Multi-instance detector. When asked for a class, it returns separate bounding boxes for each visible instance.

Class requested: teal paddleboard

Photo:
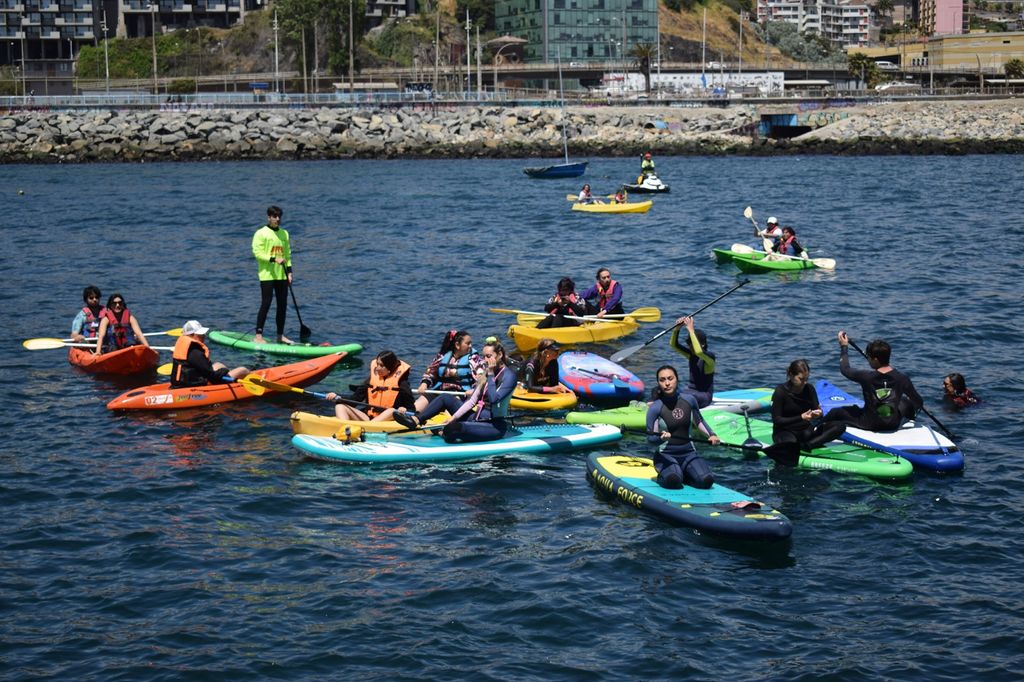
[587,453,792,541]
[208,330,363,358]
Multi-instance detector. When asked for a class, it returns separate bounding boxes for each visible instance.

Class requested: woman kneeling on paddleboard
[771,359,846,451]
[396,341,517,444]
[647,365,719,490]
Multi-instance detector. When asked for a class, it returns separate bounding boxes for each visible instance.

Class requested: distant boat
[523,51,588,179]
[523,161,589,179]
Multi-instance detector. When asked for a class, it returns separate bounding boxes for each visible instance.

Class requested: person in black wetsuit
[537,277,586,329]
[645,365,720,490]
[519,338,571,395]
[669,315,715,408]
[823,331,924,432]
[772,359,847,450]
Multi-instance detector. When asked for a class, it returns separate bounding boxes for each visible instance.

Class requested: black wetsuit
[645,391,715,489]
[824,347,923,431]
[771,380,846,450]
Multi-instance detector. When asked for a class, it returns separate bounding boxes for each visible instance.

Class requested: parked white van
[875,60,899,71]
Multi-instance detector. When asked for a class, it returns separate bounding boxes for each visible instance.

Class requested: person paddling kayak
[252,205,293,345]
[93,293,149,356]
[580,267,624,318]
[170,320,249,388]
[70,285,103,343]
[772,226,807,258]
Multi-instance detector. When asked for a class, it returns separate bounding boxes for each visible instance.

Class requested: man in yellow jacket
[252,205,293,344]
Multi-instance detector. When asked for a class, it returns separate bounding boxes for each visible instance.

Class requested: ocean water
[3,155,1023,680]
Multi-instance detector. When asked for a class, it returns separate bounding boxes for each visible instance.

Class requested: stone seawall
[1,99,1022,163]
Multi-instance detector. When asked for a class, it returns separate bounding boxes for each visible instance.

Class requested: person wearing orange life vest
[170,320,250,389]
[70,285,103,343]
[94,293,150,355]
[580,267,624,318]
[325,350,415,422]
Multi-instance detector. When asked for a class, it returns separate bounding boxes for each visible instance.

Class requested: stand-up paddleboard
[566,388,774,430]
[587,453,792,541]
[208,330,363,358]
[292,423,622,464]
[557,351,643,406]
[815,379,964,473]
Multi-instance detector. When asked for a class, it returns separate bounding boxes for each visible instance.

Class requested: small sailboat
[523,51,588,179]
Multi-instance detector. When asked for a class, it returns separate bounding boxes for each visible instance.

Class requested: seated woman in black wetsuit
[771,359,846,451]
[645,365,720,489]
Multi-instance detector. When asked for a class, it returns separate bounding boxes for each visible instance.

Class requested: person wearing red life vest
[70,285,104,343]
[94,293,150,355]
[170,320,250,389]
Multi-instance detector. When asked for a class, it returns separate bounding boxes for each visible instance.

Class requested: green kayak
[566,388,774,431]
[208,330,363,358]
[713,247,766,265]
[732,252,817,273]
[699,408,913,480]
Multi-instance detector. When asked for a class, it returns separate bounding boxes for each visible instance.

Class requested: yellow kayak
[289,411,448,437]
[572,200,652,214]
[511,386,578,411]
[507,317,640,352]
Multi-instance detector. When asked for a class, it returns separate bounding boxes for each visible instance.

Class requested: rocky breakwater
[0,105,757,163]
[787,99,1024,154]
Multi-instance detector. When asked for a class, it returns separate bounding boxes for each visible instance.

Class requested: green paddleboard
[208,330,363,358]
[566,388,774,431]
[698,408,913,480]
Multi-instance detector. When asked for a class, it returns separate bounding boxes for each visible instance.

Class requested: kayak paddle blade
[610,344,643,364]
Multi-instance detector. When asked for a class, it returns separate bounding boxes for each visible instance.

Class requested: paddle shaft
[846,339,956,439]
[287,280,312,340]
[389,410,568,436]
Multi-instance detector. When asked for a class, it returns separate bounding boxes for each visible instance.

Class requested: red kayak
[106,352,345,410]
[69,345,160,375]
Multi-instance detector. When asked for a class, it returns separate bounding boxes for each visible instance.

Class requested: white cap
[182,320,210,336]
[767,216,778,224]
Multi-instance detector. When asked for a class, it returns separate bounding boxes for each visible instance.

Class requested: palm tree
[629,42,656,94]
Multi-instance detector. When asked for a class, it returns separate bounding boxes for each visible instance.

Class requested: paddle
[242,375,381,411]
[491,306,661,323]
[846,338,957,440]
[288,281,312,342]
[23,327,183,348]
[730,243,836,270]
[610,280,751,364]
[743,206,774,252]
[565,193,619,202]
[740,405,762,452]
[23,339,174,351]
[388,410,569,436]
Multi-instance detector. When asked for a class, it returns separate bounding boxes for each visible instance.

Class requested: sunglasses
[111,300,125,306]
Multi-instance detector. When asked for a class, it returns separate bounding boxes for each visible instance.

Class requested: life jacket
[365,358,411,416]
[101,307,137,350]
[597,279,619,310]
[476,366,513,419]
[775,235,802,256]
[171,335,211,388]
[433,351,475,390]
[949,389,979,408]
[80,305,103,339]
[552,291,581,305]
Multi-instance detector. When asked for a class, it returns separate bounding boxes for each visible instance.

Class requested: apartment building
[757,0,869,47]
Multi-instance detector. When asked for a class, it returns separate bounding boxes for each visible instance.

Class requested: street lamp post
[492,43,515,98]
[464,9,471,100]
[273,10,280,93]
[101,10,110,95]
[148,2,158,95]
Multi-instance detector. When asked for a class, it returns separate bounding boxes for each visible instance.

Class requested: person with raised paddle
[823,332,924,432]
[70,285,104,343]
[646,365,719,490]
[415,330,483,411]
[943,372,980,409]
[170,320,250,388]
[396,340,517,444]
[252,204,294,345]
[580,267,624,319]
[756,216,783,251]
[519,339,571,394]
[669,315,716,408]
[93,293,150,355]
[325,350,415,423]
[771,359,847,451]
[537,277,586,330]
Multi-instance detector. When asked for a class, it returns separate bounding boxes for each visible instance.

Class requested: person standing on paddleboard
[669,315,716,408]
[252,205,293,344]
[646,365,719,490]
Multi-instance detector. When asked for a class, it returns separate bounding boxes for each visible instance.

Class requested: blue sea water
[2,156,1023,680]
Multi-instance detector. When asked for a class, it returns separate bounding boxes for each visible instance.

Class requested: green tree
[873,0,894,18]
[1005,58,1024,78]
[629,42,655,94]
[847,51,881,87]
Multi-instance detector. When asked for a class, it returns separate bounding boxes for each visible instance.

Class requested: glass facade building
[495,0,658,63]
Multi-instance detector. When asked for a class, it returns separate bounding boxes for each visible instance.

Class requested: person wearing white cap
[754,216,783,252]
[170,320,250,389]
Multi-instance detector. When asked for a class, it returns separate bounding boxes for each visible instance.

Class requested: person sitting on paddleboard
[326,350,415,423]
[94,294,150,356]
[943,372,980,408]
[755,216,783,251]
[669,315,716,408]
[646,364,719,490]
[823,332,924,432]
[170,320,250,388]
[519,339,571,394]
[537,277,586,330]
[772,226,808,259]
[771,359,847,451]
[415,330,482,411]
[578,184,602,204]
[71,285,104,343]
[580,267,625,319]
[396,340,517,444]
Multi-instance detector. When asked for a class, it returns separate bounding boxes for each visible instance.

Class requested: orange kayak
[69,345,160,375]
[106,352,345,410]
